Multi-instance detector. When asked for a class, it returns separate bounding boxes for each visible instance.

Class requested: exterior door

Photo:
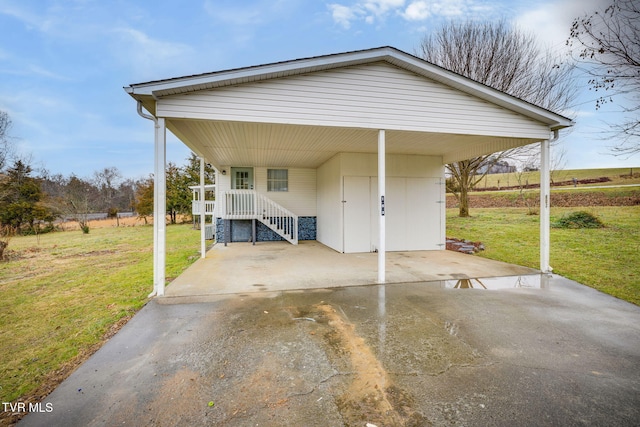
[343,176,372,253]
[343,175,443,253]
[230,168,254,215]
[231,167,254,190]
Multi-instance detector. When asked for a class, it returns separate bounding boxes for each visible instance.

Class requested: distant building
[476,160,517,175]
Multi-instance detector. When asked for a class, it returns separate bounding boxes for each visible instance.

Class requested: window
[267,169,288,192]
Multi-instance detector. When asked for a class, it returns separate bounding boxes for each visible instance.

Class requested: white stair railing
[222,190,298,244]
[192,200,215,215]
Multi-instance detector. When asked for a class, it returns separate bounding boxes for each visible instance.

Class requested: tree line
[0,116,215,241]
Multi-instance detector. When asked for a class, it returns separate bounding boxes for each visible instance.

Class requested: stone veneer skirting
[215,217,316,243]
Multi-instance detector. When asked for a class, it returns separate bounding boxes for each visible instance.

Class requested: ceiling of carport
[166,119,540,169]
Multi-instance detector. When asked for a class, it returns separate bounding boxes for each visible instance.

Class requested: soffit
[167,119,539,169]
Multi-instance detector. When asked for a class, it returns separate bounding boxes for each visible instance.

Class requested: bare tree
[62,175,96,233]
[418,20,577,216]
[93,166,122,213]
[567,0,640,156]
[0,111,14,172]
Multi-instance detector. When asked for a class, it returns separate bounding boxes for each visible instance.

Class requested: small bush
[553,211,605,229]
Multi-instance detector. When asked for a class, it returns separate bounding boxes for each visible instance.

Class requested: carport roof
[126,46,572,129]
[124,46,574,168]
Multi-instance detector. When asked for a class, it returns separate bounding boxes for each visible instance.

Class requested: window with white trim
[267,169,288,192]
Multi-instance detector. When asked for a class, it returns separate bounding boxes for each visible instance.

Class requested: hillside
[446,188,640,209]
[473,167,640,190]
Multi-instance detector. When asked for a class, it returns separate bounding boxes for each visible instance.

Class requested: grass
[454,186,640,206]
[447,206,640,306]
[0,224,201,404]
[475,166,640,189]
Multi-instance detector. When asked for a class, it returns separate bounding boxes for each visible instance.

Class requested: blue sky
[0,0,635,180]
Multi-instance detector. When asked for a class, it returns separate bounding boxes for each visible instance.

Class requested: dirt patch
[57,215,149,231]
[314,304,429,426]
[144,369,208,426]
[447,190,640,209]
[57,214,191,231]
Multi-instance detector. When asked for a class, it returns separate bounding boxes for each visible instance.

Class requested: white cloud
[0,3,53,33]
[111,28,196,80]
[402,0,470,20]
[204,0,300,26]
[433,0,468,16]
[328,3,360,29]
[27,65,69,81]
[329,0,483,28]
[402,1,430,20]
[514,0,607,50]
[204,1,265,26]
[362,0,406,16]
[328,0,405,28]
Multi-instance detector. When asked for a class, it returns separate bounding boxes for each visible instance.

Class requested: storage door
[343,176,372,253]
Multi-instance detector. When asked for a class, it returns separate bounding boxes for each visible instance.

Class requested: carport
[162,240,540,302]
[125,46,573,296]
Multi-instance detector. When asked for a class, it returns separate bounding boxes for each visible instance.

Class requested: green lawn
[0,224,201,404]
[447,206,640,305]
[475,166,640,189]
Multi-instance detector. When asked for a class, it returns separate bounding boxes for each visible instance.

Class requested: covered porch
[162,240,539,303]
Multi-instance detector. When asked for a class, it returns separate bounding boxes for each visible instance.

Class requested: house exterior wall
[156,62,551,140]
[254,167,316,216]
[317,152,444,253]
[214,166,317,243]
[215,166,315,216]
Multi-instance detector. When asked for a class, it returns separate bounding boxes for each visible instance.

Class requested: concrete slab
[164,241,538,302]
[19,275,640,426]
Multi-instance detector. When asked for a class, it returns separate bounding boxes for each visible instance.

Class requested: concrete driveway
[19,274,640,426]
[164,241,539,301]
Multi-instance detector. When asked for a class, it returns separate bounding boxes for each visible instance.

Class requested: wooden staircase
[222,190,298,244]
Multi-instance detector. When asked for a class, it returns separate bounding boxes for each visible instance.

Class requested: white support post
[378,129,386,284]
[540,139,551,274]
[154,118,167,296]
[200,157,206,258]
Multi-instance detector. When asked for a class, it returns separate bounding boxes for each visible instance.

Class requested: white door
[230,167,254,215]
[343,176,372,253]
[405,177,442,250]
[343,176,443,253]
[231,167,254,190]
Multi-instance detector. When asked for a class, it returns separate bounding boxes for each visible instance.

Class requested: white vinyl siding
[254,167,316,216]
[157,62,550,140]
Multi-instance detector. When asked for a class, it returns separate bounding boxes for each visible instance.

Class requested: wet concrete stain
[312,303,428,426]
[19,277,640,427]
[181,291,477,426]
[148,293,442,426]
